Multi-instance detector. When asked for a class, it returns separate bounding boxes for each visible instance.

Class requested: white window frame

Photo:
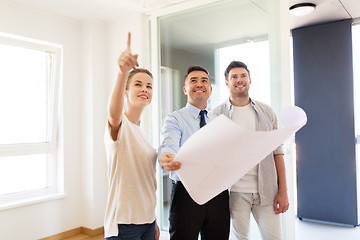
[351,20,360,225]
[0,33,64,210]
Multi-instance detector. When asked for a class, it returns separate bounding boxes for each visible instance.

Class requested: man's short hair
[224,61,250,80]
[184,66,209,82]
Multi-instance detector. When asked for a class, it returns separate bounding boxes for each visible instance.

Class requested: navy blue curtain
[293,19,358,226]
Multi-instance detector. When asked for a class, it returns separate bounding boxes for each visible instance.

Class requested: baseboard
[81,226,104,236]
[39,226,104,240]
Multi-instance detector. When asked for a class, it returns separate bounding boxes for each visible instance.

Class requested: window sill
[0,192,66,211]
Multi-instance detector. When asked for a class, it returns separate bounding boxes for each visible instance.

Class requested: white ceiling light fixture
[289,3,316,16]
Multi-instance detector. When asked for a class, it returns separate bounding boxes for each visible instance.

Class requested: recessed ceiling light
[289,3,316,16]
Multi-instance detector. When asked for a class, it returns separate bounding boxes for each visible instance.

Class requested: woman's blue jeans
[106,221,155,240]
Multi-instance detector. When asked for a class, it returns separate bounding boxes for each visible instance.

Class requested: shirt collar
[226,97,258,113]
[185,102,207,119]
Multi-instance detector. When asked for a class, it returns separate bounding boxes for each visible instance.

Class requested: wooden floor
[62,234,104,240]
[62,232,170,240]
[62,233,171,240]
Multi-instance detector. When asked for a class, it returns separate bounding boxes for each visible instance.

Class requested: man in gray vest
[212,61,289,240]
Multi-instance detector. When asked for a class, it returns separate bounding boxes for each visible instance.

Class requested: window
[353,24,360,136]
[352,23,360,222]
[216,39,271,105]
[0,33,62,209]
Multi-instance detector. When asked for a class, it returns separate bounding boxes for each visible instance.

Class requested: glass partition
[150,0,292,237]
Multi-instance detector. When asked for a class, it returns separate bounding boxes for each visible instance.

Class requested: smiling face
[125,72,153,107]
[226,67,251,98]
[183,70,212,108]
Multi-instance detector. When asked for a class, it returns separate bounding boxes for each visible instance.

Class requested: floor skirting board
[38,227,104,240]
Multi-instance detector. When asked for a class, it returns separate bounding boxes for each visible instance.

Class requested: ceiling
[3,0,189,21]
[5,0,360,26]
[4,0,360,55]
[159,0,360,57]
[288,0,360,29]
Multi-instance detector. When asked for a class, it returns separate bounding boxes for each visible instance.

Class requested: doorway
[149,0,292,238]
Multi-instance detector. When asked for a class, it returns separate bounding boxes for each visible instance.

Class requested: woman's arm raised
[108,32,139,140]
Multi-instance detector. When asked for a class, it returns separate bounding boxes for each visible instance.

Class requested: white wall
[80,20,108,230]
[0,1,83,239]
[0,1,148,239]
[106,14,151,135]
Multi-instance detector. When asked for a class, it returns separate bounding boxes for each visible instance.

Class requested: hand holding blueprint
[174,106,307,205]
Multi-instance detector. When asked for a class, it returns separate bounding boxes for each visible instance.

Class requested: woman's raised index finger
[127,32,131,51]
